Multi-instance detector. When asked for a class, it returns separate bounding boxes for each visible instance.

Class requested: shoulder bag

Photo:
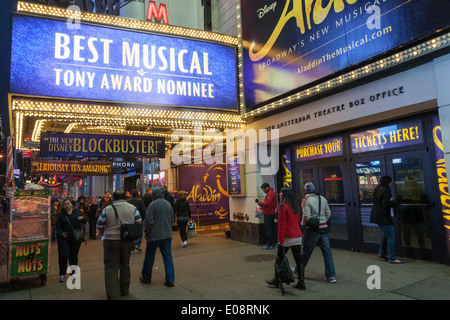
[112,204,142,241]
[274,246,295,295]
[307,194,321,231]
[66,214,85,244]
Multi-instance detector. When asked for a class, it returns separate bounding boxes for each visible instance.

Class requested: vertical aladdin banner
[178,164,229,226]
[281,147,292,188]
[431,115,450,258]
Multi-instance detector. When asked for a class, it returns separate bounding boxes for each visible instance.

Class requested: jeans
[302,228,336,279]
[57,237,81,276]
[178,219,188,242]
[141,238,175,283]
[378,224,397,261]
[103,239,135,300]
[264,214,277,246]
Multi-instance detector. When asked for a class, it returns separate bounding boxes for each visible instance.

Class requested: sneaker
[325,276,336,283]
[388,259,404,264]
[135,245,142,252]
[181,241,187,247]
[164,281,174,287]
[59,275,65,282]
[261,245,273,250]
[377,254,388,261]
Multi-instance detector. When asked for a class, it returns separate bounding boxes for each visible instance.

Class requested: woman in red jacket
[266,187,305,290]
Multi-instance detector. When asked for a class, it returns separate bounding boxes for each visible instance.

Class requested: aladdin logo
[249,0,361,61]
[257,2,277,19]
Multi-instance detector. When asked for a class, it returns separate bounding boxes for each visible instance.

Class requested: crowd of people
[50,175,401,299]
[52,186,192,299]
[257,176,402,294]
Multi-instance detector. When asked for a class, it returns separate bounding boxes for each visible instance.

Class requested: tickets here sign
[350,120,423,153]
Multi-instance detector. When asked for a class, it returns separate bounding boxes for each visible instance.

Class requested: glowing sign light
[147,1,169,24]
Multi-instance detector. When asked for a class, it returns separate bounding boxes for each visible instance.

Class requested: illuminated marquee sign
[294,137,343,162]
[240,0,450,110]
[31,160,112,176]
[350,119,424,153]
[10,14,237,111]
[147,1,169,24]
[40,132,165,158]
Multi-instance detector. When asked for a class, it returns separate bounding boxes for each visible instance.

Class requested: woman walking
[173,191,192,247]
[266,187,305,290]
[55,198,87,282]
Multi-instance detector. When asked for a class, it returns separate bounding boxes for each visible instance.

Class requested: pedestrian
[128,189,146,252]
[370,176,403,264]
[173,191,191,247]
[141,187,153,209]
[266,187,305,290]
[55,198,87,283]
[96,190,142,300]
[163,185,174,207]
[98,191,112,217]
[301,182,337,283]
[140,187,175,287]
[77,195,89,235]
[255,182,277,249]
[51,199,61,241]
[87,197,98,240]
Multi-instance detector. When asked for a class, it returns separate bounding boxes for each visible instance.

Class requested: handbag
[112,204,142,241]
[255,203,263,219]
[66,215,85,244]
[187,220,197,238]
[307,194,321,231]
[274,246,295,295]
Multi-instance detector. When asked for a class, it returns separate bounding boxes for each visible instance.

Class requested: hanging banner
[178,163,229,226]
[31,160,112,176]
[431,115,450,259]
[241,0,450,110]
[40,132,165,158]
[10,14,238,111]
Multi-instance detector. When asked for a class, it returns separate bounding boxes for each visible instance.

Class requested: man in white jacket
[301,182,336,283]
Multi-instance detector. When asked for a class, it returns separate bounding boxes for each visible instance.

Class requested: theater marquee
[10,14,237,111]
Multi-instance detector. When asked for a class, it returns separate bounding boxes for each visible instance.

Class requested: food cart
[7,189,51,289]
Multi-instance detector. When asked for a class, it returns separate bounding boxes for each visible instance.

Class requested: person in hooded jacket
[370,176,403,264]
[140,187,175,287]
[173,191,192,247]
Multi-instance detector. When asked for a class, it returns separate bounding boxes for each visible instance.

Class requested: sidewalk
[0,231,449,301]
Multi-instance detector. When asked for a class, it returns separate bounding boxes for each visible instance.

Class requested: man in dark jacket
[128,189,146,252]
[140,187,175,287]
[141,187,153,209]
[173,191,191,247]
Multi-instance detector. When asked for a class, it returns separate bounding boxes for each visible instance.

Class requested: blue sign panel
[241,0,450,110]
[10,14,237,111]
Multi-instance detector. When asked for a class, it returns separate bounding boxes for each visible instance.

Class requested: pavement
[0,230,450,304]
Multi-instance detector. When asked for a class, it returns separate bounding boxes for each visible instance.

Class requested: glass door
[387,150,438,260]
[320,164,349,242]
[352,158,387,252]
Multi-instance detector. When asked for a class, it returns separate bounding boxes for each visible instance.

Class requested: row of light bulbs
[240,30,450,119]
[17,1,238,46]
[12,99,244,124]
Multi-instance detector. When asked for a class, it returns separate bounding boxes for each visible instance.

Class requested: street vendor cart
[6,189,51,289]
